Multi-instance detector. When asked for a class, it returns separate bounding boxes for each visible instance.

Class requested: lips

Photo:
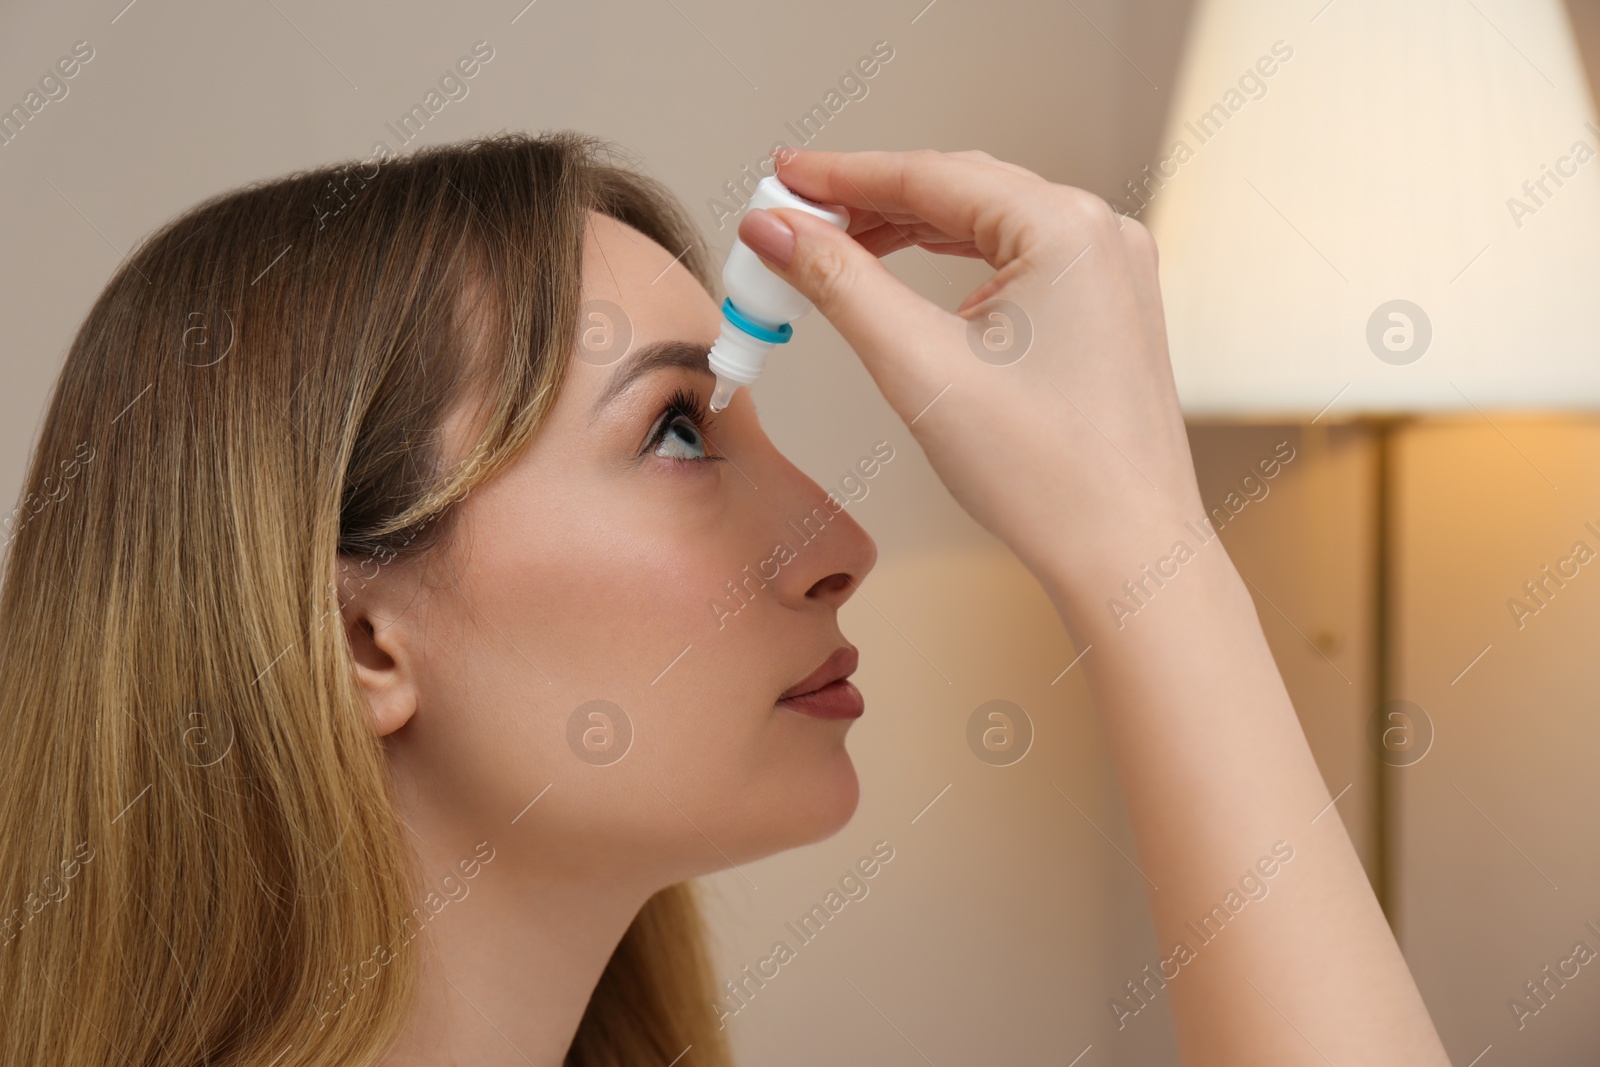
[780,644,859,700]
[776,642,864,720]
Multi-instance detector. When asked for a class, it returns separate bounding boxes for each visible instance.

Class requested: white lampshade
[1145,0,1600,418]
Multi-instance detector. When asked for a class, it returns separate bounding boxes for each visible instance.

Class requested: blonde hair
[0,130,734,1067]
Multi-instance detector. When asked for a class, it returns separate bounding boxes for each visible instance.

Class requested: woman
[0,132,1447,1065]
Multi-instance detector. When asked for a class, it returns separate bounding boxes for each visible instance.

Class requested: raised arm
[738,145,1449,1066]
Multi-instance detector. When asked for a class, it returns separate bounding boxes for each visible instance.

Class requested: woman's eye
[653,413,709,461]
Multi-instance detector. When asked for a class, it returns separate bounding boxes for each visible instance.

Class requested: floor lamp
[1144,0,1600,930]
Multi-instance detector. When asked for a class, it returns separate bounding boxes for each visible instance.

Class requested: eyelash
[645,386,726,465]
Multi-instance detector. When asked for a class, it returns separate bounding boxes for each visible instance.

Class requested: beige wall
[3,1,1598,1063]
[1393,419,1600,1064]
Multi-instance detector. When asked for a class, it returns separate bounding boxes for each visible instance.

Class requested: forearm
[1042,528,1448,1066]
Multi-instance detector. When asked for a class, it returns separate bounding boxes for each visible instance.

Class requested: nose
[763,458,879,614]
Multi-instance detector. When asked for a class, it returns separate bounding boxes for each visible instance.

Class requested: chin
[773,746,862,853]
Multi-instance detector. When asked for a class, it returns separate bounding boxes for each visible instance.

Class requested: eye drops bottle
[708,176,851,412]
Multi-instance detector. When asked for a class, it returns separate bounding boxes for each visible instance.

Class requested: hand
[739,148,1205,610]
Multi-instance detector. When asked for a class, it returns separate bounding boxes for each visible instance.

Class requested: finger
[947,148,1042,181]
[917,240,985,258]
[773,148,1044,263]
[850,222,983,260]
[850,221,917,257]
[736,205,957,418]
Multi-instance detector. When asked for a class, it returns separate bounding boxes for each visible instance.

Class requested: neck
[379,829,658,1066]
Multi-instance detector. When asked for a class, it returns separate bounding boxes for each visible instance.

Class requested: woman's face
[357,210,878,890]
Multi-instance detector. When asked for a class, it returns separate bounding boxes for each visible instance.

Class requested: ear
[336,552,422,737]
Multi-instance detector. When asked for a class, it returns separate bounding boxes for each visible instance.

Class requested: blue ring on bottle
[722,297,793,344]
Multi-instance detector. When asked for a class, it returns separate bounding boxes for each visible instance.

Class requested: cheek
[512,500,736,680]
[417,487,778,823]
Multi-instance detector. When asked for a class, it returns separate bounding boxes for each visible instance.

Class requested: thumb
[738,205,953,412]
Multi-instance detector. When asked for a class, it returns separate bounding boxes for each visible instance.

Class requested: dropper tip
[709,374,739,413]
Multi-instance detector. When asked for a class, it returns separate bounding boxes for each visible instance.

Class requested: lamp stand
[1369,416,1403,934]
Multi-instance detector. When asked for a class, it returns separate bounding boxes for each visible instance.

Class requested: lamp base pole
[1370,416,1400,933]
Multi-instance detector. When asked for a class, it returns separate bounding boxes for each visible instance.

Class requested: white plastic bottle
[707,176,851,411]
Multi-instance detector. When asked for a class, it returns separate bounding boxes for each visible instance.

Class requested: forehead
[432,211,718,476]
[579,210,717,339]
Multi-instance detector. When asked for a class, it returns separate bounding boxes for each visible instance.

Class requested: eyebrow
[588,338,715,421]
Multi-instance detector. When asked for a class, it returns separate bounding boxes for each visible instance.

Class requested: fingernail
[741,208,795,269]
